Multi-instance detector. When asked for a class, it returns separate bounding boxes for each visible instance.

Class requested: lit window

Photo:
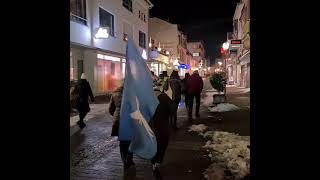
[99,8,114,36]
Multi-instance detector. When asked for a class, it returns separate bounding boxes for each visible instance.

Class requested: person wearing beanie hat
[74,73,95,128]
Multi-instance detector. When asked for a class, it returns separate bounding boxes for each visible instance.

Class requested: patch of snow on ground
[204,164,225,180]
[203,131,250,180]
[239,88,250,93]
[202,91,224,106]
[206,88,218,92]
[188,124,208,133]
[208,103,240,112]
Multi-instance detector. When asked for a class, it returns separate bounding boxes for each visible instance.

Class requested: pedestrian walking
[109,82,135,170]
[74,73,95,128]
[186,70,204,121]
[182,73,190,107]
[163,69,182,130]
[150,86,174,178]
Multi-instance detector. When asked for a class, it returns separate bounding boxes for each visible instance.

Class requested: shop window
[77,60,84,80]
[70,51,74,80]
[99,7,114,36]
[111,62,115,75]
[70,0,87,25]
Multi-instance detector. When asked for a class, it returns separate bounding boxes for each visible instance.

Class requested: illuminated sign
[193,52,200,57]
[95,27,109,39]
[231,40,242,44]
[178,64,190,69]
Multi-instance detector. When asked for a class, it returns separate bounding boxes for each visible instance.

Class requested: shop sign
[178,64,190,69]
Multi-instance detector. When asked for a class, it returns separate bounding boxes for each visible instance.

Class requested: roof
[144,0,154,8]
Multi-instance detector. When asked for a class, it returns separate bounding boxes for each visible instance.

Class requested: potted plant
[209,71,227,104]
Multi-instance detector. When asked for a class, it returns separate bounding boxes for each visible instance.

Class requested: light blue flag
[119,39,159,159]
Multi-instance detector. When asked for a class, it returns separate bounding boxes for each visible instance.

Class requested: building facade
[227,0,250,88]
[70,0,153,95]
[187,41,206,76]
[148,17,192,76]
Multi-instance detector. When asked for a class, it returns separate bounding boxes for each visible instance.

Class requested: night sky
[150,0,238,64]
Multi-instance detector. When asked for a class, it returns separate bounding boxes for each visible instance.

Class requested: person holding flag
[117,39,160,172]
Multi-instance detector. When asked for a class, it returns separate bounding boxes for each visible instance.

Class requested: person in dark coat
[150,87,174,177]
[163,69,182,130]
[74,73,95,128]
[109,82,135,170]
[186,70,204,121]
[182,73,190,107]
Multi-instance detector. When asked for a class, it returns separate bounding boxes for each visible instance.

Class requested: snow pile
[239,88,250,93]
[188,124,208,133]
[208,103,240,112]
[203,131,250,180]
[206,88,218,92]
[203,164,225,180]
[202,91,224,106]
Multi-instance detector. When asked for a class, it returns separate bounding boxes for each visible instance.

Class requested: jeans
[188,93,201,118]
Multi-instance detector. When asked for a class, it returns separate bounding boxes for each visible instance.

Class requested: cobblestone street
[70,79,250,179]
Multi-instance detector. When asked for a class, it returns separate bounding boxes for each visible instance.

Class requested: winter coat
[109,86,123,136]
[150,90,174,143]
[186,73,204,95]
[75,79,94,113]
[163,73,182,103]
[182,74,190,94]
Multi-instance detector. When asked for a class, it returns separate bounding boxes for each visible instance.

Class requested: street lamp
[222,42,229,97]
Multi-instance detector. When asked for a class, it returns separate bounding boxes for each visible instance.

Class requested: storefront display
[96,53,123,93]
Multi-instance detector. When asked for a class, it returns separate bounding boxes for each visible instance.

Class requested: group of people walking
[71,69,203,178]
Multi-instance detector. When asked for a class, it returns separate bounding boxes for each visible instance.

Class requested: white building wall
[70,0,152,95]
[149,18,179,59]
[70,0,150,56]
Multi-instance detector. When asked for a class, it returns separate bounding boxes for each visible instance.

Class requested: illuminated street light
[222,42,230,50]
[218,62,222,66]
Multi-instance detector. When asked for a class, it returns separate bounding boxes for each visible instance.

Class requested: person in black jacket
[163,69,182,130]
[74,73,95,128]
[150,87,174,178]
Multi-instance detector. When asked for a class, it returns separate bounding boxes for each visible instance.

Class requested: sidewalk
[70,81,250,179]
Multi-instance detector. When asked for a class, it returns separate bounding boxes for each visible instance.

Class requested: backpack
[70,86,79,101]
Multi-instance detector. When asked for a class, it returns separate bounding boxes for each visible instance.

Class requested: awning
[233,3,244,20]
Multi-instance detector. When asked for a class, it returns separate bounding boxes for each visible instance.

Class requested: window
[139,11,141,18]
[123,0,132,12]
[123,33,128,41]
[111,62,115,75]
[144,14,146,22]
[70,0,87,25]
[99,8,114,36]
[139,31,146,48]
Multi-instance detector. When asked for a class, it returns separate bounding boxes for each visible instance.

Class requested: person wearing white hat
[74,73,95,128]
